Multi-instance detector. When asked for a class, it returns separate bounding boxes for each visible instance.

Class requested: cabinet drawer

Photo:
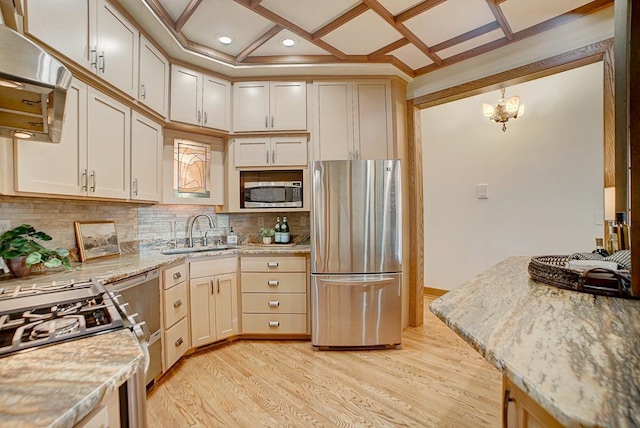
[163,282,187,329]
[163,264,186,289]
[164,317,189,370]
[242,313,307,334]
[242,293,307,314]
[241,272,307,293]
[190,257,237,279]
[241,256,306,272]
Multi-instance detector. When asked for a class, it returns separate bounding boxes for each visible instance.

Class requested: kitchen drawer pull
[267,262,279,268]
[267,280,279,287]
[172,272,182,280]
[175,337,184,347]
[268,321,280,327]
[268,300,280,307]
[173,299,182,308]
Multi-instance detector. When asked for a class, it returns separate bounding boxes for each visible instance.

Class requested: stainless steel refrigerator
[310,159,402,349]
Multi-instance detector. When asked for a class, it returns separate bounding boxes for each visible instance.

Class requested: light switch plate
[477,184,488,199]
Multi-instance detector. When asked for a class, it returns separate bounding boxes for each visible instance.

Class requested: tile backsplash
[0,196,310,252]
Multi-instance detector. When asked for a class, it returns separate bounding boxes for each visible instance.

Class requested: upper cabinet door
[271,137,308,166]
[270,82,307,131]
[139,35,169,117]
[234,138,270,167]
[353,81,392,160]
[170,65,202,126]
[233,82,270,132]
[95,0,139,97]
[312,82,354,161]
[25,0,93,69]
[131,112,162,202]
[202,75,231,131]
[15,79,88,196]
[87,88,131,199]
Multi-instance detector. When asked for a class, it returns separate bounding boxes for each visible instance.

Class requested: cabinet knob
[268,300,280,307]
[172,272,182,280]
[175,337,184,347]
[267,261,279,268]
[268,321,280,327]
[173,299,182,308]
[267,280,279,287]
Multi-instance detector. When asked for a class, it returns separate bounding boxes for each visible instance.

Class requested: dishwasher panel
[311,273,402,348]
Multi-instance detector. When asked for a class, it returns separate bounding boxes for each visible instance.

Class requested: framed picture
[74,221,121,262]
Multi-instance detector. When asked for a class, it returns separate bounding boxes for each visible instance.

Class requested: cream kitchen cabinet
[170,65,231,131]
[15,80,131,199]
[139,35,169,117]
[162,263,189,372]
[131,112,162,202]
[233,81,307,132]
[25,0,139,98]
[503,376,562,428]
[233,136,308,168]
[312,80,392,161]
[240,255,308,335]
[189,257,239,348]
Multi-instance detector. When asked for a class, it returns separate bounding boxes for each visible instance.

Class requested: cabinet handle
[271,115,274,128]
[175,337,183,347]
[217,278,220,294]
[81,169,88,191]
[210,280,214,295]
[267,280,279,287]
[204,111,208,125]
[90,48,97,70]
[271,150,275,164]
[90,170,96,192]
[172,272,182,280]
[267,261,279,268]
[503,388,514,427]
[173,299,182,308]
[268,321,280,327]
[266,150,269,164]
[98,51,105,73]
[141,84,146,99]
[268,300,280,307]
[198,110,202,124]
[133,178,138,196]
[265,116,268,128]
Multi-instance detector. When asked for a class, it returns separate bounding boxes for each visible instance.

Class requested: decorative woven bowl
[528,255,636,299]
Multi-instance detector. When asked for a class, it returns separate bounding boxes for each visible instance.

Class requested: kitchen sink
[161,245,229,255]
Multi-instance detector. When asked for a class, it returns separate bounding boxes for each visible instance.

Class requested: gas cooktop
[0,279,125,357]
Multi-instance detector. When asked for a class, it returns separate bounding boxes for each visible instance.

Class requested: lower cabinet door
[242,313,307,334]
[164,317,189,371]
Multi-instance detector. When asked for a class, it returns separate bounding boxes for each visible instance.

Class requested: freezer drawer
[311,273,402,348]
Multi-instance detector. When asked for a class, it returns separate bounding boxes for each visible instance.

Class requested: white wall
[422,62,604,290]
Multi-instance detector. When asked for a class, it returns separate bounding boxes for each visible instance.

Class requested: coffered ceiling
[138,0,612,78]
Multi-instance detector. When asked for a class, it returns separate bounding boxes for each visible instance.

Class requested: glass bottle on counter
[615,212,630,251]
[227,227,237,247]
[281,216,290,244]
[274,217,281,244]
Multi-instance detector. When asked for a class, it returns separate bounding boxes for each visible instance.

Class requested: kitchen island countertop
[430,256,640,427]
[0,329,144,428]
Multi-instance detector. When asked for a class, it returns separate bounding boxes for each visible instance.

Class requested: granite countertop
[0,329,144,428]
[430,256,640,427]
[0,244,310,287]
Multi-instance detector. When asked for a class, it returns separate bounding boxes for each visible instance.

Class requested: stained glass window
[173,139,210,198]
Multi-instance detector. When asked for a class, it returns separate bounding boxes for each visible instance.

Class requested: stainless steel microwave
[244,181,303,208]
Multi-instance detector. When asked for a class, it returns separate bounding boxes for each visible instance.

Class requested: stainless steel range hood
[0,24,72,143]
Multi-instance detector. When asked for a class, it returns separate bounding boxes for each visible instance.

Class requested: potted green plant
[259,226,275,245]
[0,224,71,277]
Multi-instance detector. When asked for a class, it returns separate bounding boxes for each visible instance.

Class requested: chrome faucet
[188,214,215,247]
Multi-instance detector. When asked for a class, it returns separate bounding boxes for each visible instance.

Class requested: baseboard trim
[423,287,447,298]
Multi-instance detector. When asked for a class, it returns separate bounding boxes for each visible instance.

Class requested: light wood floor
[147,297,502,427]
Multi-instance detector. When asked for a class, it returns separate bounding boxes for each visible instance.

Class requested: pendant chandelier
[482,88,525,132]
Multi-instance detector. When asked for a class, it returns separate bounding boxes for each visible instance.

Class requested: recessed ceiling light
[13,131,34,139]
[282,38,295,47]
[218,35,232,45]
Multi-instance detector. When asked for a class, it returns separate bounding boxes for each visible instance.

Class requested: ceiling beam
[485,0,513,40]
[175,0,203,32]
[395,0,446,23]
[143,0,176,30]
[368,38,410,60]
[431,21,500,52]
[362,0,442,65]
[312,3,369,40]
[233,0,348,60]
[236,25,283,62]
